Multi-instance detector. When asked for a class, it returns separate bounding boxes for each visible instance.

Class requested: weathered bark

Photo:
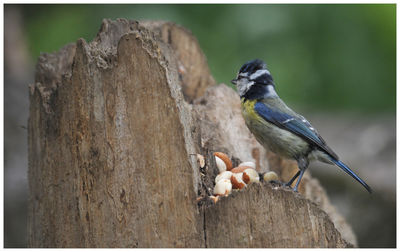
[29,19,203,247]
[141,21,216,102]
[204,184,349,248]
[28,18,354,248]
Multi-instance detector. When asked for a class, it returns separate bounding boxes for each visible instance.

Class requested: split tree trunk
[28,19,355,248]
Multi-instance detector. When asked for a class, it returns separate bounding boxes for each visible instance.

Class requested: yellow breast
[241,98,261,122]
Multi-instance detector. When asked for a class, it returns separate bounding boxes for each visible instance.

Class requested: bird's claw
[282,182,292,189]
[268,180,285,187]
[282,182,300,193]
[266,180,299,193]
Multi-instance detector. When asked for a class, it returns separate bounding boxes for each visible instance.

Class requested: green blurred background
[4,4,396,248]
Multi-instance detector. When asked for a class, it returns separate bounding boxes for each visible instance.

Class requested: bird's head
[231,59,275,98]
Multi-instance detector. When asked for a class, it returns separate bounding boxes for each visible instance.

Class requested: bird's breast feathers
[241,98,309,159]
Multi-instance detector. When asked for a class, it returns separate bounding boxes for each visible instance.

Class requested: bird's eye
[237,73,248,79]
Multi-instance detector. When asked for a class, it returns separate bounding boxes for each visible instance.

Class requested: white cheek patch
[236,79,255,97]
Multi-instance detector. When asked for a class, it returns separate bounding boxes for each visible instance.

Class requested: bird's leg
[293,169,305,192]
[292,157,309,192]
[283,170,300,188]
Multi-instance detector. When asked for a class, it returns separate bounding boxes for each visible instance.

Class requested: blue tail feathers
[330,158,372,193]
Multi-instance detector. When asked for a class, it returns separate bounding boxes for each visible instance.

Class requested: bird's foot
[266,179,299,193]
[282,182,293,189]
[268,180,284,188]
[269,180,298,191]
[269,180,283,185]
[282,182,300,193]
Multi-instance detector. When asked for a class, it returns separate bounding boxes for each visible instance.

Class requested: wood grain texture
[28,18,354,248]
[141,21,216,102]
[204,183,351,248]
[28,19,203,248]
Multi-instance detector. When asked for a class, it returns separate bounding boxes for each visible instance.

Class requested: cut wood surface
[28,18,355,248]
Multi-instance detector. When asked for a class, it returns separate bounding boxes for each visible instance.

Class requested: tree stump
[28,18,355,248]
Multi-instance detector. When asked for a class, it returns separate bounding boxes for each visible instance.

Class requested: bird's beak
[231,79,237,85]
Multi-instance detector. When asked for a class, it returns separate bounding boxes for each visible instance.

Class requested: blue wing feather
[254,102,338,159]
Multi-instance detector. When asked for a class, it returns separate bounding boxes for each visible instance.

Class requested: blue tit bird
[231,59,372,193]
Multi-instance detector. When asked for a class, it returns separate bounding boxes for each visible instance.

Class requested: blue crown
[239,59,267,74]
